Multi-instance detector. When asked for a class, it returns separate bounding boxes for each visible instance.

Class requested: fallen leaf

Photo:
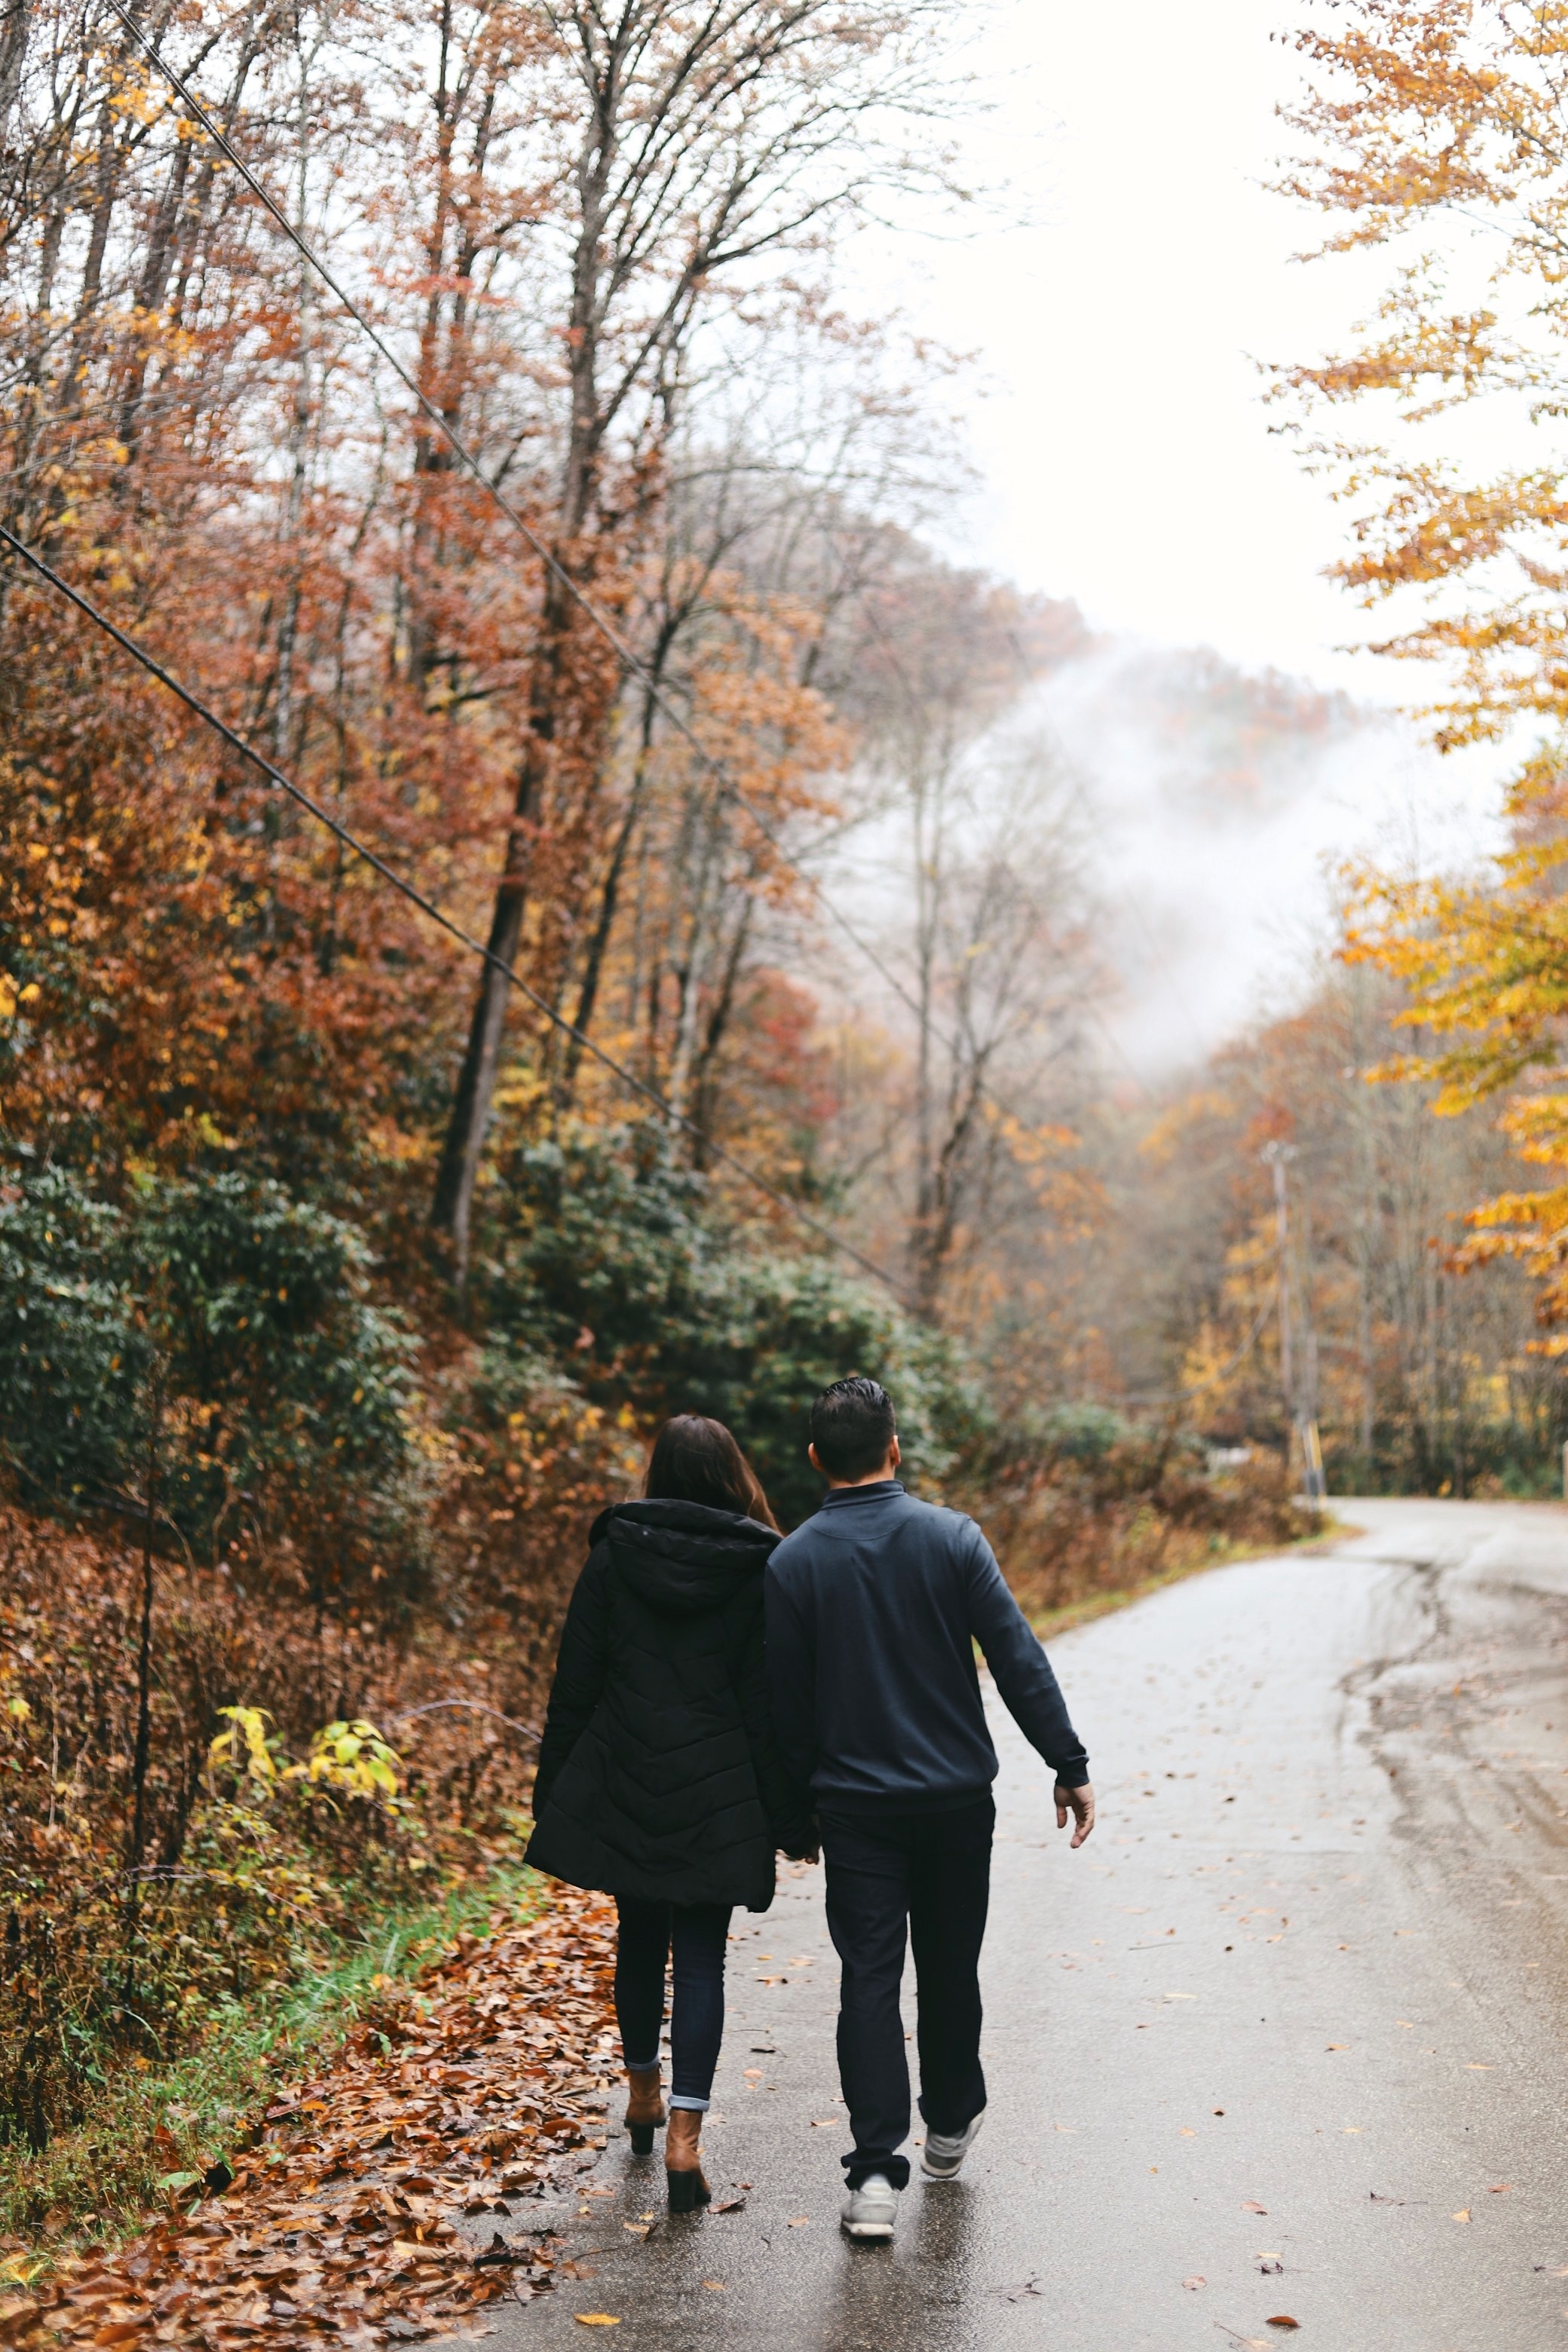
[1488,2183,1511,2194]
[1453,2210,1471,2223]
[701,2280,726,2291]
[1242,2200,1268,2214]
[29,1887,623,2351]
[712,2197,746,2214]
[574,2319,621,2329]
[786,2215,810,2227]
[1183,2274,1206,2289]
[1325,2044,1347,2051]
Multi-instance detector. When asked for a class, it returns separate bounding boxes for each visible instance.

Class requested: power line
[0,521,907,1300]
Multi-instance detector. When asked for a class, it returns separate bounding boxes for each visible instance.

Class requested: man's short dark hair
[810,1376,897,1481]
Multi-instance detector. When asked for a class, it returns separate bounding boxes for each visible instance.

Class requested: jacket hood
[593,1497,778,1614]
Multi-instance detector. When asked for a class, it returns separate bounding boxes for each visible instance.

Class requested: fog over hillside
[1034,642,1508,1083]
[812,625,1508,1091]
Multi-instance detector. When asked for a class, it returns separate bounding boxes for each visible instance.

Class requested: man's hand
[1055,1780,1095,1848]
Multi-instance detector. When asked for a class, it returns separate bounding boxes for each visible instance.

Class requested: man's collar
[819,1478,904,1509]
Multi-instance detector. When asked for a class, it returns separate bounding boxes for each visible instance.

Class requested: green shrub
[0,1165,148,1508]
[482,1127,980,1526]
[0,1157,419,1576]
[1041,1401,1132,1463]
[142,1172,419,1574]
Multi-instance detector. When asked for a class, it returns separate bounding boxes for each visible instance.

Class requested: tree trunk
[430,60,615,1278]
[688,896,753,1168]
[428,770,539,1277]
[0,0,29,136]
[121,1376,161,2007]
[557,742,651,1111]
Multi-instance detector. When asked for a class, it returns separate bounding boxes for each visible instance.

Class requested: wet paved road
[491,1499,1568,2350]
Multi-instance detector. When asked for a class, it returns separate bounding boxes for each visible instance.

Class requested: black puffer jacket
[525,1499,815,1912]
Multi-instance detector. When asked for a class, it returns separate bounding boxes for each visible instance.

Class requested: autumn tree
[807,565,1096,1317]
[1276,0,1568,1337]
[0,0,562,1197]
[550,317,968,1165]
[427,0,973,1272]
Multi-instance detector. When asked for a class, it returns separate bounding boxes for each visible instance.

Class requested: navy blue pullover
[764,1481,1089,1810]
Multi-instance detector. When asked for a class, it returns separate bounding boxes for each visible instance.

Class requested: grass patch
[0,1860,548,2257]
[1028,1514,1354,1644]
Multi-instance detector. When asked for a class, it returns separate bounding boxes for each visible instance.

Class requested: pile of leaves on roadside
[0,1471,602,2164]
[5,1888,621,2347]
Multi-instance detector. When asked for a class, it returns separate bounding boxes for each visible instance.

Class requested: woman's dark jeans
[614,1898,732,2112]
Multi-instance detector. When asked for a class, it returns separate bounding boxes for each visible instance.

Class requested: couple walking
[525,1377,1095,2237]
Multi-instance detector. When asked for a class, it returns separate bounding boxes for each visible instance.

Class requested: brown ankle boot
[665,2106,712,2213]
[625,2064,666,2155]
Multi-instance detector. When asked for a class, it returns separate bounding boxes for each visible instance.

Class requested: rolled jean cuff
[622,2050,660,2072]
[668,2093,711,2112]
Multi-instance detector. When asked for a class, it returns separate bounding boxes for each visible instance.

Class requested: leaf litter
[15,1889,622,2349]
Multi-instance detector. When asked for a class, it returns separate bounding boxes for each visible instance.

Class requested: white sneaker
[840,2172,899,2238]
[920,2108,985,2179]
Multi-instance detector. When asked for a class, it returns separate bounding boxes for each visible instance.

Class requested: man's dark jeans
[819,1794,994,2189]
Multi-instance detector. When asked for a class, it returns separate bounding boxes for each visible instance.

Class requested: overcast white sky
[837,0,1512,1071]
[893,0,1390,684]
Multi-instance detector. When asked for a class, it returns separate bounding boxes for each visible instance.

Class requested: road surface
[490,1498,1568,2350]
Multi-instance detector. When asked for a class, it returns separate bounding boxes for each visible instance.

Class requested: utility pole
[1261,1140,1326,1503]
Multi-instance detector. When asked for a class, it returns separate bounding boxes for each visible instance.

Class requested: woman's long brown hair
[644,1414,779,1530]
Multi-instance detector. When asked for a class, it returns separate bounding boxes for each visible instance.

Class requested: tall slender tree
[427,0,969,1276]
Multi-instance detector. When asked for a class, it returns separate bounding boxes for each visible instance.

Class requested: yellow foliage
[1137,1091,1236,1168]
[208,1704,275,1785]
[1282,2,1568,1325]
[283,1718,403,1802]
[209,1707,404,1803]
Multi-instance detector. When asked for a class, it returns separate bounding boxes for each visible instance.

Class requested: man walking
[765,1377,1095,2240]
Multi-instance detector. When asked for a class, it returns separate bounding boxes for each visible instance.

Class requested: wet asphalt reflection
[488,1499,1568,2350]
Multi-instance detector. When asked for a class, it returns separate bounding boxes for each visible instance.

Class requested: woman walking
[526,1415,815,2211]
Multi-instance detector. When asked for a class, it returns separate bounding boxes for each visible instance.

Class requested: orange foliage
[1280,0,1568,1326]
